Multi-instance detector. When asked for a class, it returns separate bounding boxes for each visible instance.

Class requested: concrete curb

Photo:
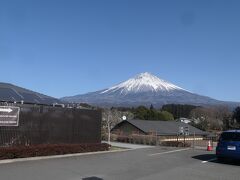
[193,146,216,151]
[0,149,132,165]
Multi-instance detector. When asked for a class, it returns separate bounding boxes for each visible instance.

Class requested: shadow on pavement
[192,154,240,166]
[82,177,104,180]
[192,154,216,161]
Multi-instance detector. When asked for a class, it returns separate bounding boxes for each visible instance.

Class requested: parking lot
[0,146,239,180]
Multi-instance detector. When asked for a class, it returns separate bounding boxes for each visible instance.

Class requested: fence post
[184,133,186,147]
[155,131,158,146]
[193,132,195,149]
[211,136,213,149]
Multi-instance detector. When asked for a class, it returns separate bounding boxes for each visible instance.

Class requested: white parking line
[202,158,217,164]
[148,148,191,157]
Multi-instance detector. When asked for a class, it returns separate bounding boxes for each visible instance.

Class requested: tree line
[133,105,174,121]
[111,104,240,131]
[84,102,240,132]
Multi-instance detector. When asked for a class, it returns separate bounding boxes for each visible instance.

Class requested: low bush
[0,143,110,160]
[116,136,129,143]
[160,141,191,147]
[115,134,157,145]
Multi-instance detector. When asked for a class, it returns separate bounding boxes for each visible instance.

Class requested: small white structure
[176,118,192,124]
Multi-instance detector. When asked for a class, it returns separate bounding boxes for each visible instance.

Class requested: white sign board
[0,106,20,126]
[179,126,184,134]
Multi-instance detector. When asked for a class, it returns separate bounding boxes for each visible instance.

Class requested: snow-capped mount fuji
[101,72,185,94]
[61,72,239,108]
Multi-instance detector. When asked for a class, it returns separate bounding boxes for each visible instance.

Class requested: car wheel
[217,156,225,162]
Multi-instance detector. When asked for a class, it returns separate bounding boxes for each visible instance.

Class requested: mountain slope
[62,72,239,108]
[101,72,185,94]
[0,82,62,105]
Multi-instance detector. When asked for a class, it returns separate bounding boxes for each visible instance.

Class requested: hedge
[0,143,110,160]
[160,141,191,147]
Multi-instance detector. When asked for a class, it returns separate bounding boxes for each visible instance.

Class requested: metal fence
[0,102,102,147]
[111,132,218,149]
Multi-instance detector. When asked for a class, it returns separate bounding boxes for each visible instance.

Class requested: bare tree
[190,106,232,131]
[102,108,134,144]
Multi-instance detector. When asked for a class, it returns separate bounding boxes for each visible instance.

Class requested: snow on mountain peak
[101,72,185,94]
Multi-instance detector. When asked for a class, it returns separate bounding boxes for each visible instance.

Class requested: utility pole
[107,111,111,145]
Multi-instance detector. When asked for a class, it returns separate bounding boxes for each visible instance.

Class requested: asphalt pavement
[0,146,239,180]
[103,141,155,149]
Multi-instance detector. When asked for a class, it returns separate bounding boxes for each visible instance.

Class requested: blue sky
[1,0,240,101]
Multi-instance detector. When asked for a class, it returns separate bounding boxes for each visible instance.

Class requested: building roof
[114,119,209,136]
[0,82,62,105]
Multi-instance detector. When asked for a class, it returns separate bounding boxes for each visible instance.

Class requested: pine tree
[150,104,154,110]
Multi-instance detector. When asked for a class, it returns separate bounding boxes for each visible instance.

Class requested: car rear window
[220,132,240,141]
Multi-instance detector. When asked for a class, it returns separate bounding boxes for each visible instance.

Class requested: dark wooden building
[111,119,208,141]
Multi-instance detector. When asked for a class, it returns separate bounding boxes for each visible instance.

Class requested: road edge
[0,149,132,165]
